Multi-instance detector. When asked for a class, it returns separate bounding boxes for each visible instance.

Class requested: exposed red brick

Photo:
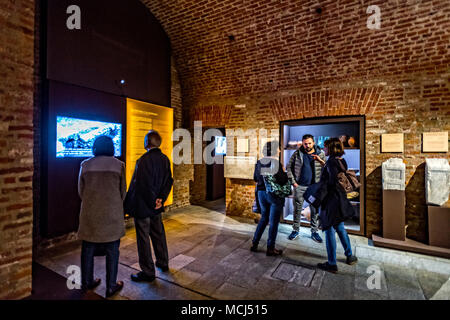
[6,203,32,212]
[0,167,33,175]
[4,177,15,184]
[0,0,34,300]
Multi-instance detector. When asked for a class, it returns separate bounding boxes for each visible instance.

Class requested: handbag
[336,159,361,193]
[304,181,328,209]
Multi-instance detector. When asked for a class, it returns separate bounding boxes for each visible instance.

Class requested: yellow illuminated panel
[126,98,173,206]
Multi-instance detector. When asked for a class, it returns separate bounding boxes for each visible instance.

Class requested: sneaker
[288,231,299,240]
[311,232,323,243]
[346,255,358,265]
[317,262,338,273]
[250,243,258,252]
[266,248,283,256]
[130,272,156,283]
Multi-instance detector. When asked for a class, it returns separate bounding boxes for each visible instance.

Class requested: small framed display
[237,138,249,153]
[422,132,448,153]
[381,133,404,153]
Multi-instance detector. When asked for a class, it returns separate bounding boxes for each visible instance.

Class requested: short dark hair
[92,135,115,157]
[144,130,162,149]
[262,140,279,157]
[302,134,314,141]
[325,137,345,157]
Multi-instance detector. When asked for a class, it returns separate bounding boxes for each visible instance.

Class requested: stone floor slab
[430,277,450,300]
[383,264,426,300]
[317,272,355,300]
[169,254,196,272]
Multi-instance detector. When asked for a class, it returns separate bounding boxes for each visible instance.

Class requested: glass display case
[280,116,365,235]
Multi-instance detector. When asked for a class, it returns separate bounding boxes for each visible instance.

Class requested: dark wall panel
[43,81,126,237]
[46,0,170,106]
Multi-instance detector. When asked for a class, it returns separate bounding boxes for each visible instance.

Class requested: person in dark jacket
[127,130,174,282]
[317,138,358,273]
[286,134,326,243]
[78,135,126,298]
[251,140,288,256]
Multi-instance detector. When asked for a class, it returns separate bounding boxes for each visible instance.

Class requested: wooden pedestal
[383,190,406,241]
[428,206,450,249]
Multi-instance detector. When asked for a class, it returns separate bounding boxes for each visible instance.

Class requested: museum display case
[280,116,365,235]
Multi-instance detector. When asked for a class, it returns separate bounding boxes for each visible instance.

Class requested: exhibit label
[422,131,448,152]
[381,133,404,153]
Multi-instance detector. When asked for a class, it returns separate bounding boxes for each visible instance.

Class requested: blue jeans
[324,222,352,265]
[81,240,120,290]
[252,191,284,249]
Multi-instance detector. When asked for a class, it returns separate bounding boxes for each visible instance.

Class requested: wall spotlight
[120,79,126,85]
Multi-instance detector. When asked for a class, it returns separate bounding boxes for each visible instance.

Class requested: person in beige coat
[77,135,126,298]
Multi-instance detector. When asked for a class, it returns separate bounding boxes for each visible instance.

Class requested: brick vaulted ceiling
[140,0,450,105]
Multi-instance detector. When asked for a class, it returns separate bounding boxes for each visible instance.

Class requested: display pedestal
[372,235,450,259]
[428,206,450,249]
[373,190,450,259]
[383,190,406,241]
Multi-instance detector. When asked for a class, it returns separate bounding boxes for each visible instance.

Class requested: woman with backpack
[317,138,358,273]
[251,140,290,256]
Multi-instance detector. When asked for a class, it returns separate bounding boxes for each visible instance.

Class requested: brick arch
[190,105,233,127]
[269,87,385,121]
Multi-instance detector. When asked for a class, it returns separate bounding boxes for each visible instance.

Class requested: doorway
[205,129,226,211]
[280,116,365,236]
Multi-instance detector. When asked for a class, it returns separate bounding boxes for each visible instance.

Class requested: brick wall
[0,0,35,299]
[142,0,450,242]
[167,56,194,210]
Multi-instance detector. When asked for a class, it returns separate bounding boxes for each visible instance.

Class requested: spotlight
[120,79,125,85]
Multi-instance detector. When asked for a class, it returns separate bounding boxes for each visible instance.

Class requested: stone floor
[36,203,450,300]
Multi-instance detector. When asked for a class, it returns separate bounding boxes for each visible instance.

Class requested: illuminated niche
[126,98,173,206]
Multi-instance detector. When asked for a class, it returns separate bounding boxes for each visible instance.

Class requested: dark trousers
[134,214,169,277]
[81,240,120,291]
[252,190,284,249]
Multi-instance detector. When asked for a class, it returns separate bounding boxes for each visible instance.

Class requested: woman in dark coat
[78,135,126,297]
[317,138,358,273]
[251,140,288,256]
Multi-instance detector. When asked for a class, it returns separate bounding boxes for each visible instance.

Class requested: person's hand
[155,198,163,210]
[312,155,325,166]
[293,183,299,188]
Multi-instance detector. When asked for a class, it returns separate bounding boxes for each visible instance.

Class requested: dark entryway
[206,128,226,202]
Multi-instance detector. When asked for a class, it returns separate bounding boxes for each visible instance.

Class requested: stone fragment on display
[382,158,406,190]
[425,158,450,206]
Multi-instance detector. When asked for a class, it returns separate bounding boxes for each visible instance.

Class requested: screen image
[215,136,226,155]
[56,116,122,158]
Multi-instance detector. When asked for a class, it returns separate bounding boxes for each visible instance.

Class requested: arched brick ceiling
[140,0,450,102]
